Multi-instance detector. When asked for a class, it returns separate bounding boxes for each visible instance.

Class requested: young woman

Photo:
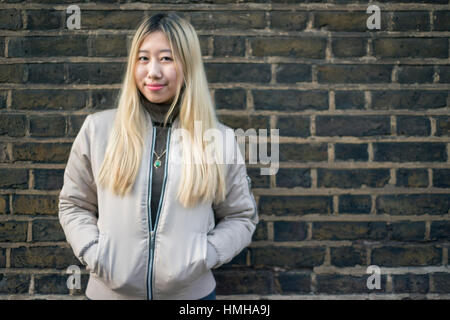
[58,13,259,300]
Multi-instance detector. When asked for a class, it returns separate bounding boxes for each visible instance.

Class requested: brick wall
[0,1,449,299]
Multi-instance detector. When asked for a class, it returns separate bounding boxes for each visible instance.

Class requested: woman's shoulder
[88,108,118,124]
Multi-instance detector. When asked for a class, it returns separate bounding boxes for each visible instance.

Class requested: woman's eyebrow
[138,49,172,54]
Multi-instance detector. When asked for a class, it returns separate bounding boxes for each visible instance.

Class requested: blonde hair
[97,13,226,208]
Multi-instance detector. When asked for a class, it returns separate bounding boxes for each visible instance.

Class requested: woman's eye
[162,57,172,61]
[138,56,148,61]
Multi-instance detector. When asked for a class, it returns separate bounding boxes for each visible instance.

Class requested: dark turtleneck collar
[140,89,183,127]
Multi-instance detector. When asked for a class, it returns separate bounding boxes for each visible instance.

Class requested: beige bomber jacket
[58,109,259,300]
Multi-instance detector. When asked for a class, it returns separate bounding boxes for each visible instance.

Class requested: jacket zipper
[147,126,172,300]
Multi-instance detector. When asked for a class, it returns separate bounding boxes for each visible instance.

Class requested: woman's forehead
[139,31,171,53]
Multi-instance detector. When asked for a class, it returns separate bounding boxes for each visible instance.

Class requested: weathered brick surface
[0,1,448,300]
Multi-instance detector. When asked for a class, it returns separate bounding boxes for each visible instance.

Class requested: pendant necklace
[153,149,166,168]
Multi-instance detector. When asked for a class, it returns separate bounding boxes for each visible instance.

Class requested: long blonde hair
[97,13,226,208]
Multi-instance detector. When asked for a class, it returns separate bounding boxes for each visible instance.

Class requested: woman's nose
[147,60,162,79]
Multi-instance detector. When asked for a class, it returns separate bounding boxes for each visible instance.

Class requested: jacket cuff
[81,242,98,271]
[206,241,219,269]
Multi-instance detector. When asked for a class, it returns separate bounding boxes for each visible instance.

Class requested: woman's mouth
[146,84,166,91]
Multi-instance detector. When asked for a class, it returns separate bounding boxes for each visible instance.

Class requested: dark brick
[253,246,325,268]
[276,168,311,188]
[0,9,23,30]
[433,11,450,31]
[254,90,328,111]
[373,142,447,162]
[371,91,447,111]
[33,169,65,190]
[214,89,246,110]
[273,221,307,241]
[27,63,65,84]
[276,272,311,294]
[332,38,366,58]
[247,167,270,188]
[335,91,365,110]
[397,66,434,84]
[373,38,448,58]
[30,115,66,137]
[377,194,450,215]
[0,195,10,214]
[339,194,372,214]
[34,274,89,294]
[318,169,390,188]
[0,114,26,137]
[316,115,390,137]
[217,115,269,132]
[12,90,87,111]
[392,11,429,31]
[214,270,273,295]
[0,221,28,242]
[271,11,308,31]
[8,36,89,57]
[91,34,129,57]
[435,116,449,136]
[250,37,326,59]
[67,63,126,84]
[68,114,89,137]
[258,195,332,216]
[433,169,450,188]
[396,169,428,188]
[0,91,7,108]
[12,194,59,216]
[10,246,80,269]
[390,222,426,241]
[438,66,450,83]
[91,90,120,110]
[0,169,28,189]
[32,219,66,242]
[278,116,310,137]
[0,64,25,83]
[72,10,143,30]
[312,222,387,240]
[316,274,386,294]
[26,9,61,30]
[13,142,72,163]
[190,11,266,30]
[0,249,5,267]
[314,11,367,32]
[213,36,245,57]
[317,65,392,83]
[335,143,368,162]
[280,143,328,162]
[331,246,367,267]
[431,273,450,293]
[0,37,4,57]
[205,63,271,83]
[0,142,10,163]
[430,221,450,241]
[0,274,30,294]
[198,35,210,57]
[393,274,429,293]
[397,116,430,136]
[253,220,268,241]
[276,64,311,83]
[371,246,441,267]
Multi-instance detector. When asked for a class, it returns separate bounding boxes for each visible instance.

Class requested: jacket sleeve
[58,114,99,270]
[208,133,259,269]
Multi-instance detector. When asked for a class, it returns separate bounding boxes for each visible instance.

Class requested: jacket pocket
[165,232,209,291]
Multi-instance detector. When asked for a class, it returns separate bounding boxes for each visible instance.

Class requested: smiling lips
[146,84,166,91]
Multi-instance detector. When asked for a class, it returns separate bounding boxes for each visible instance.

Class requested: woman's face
[134,31,184,104]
